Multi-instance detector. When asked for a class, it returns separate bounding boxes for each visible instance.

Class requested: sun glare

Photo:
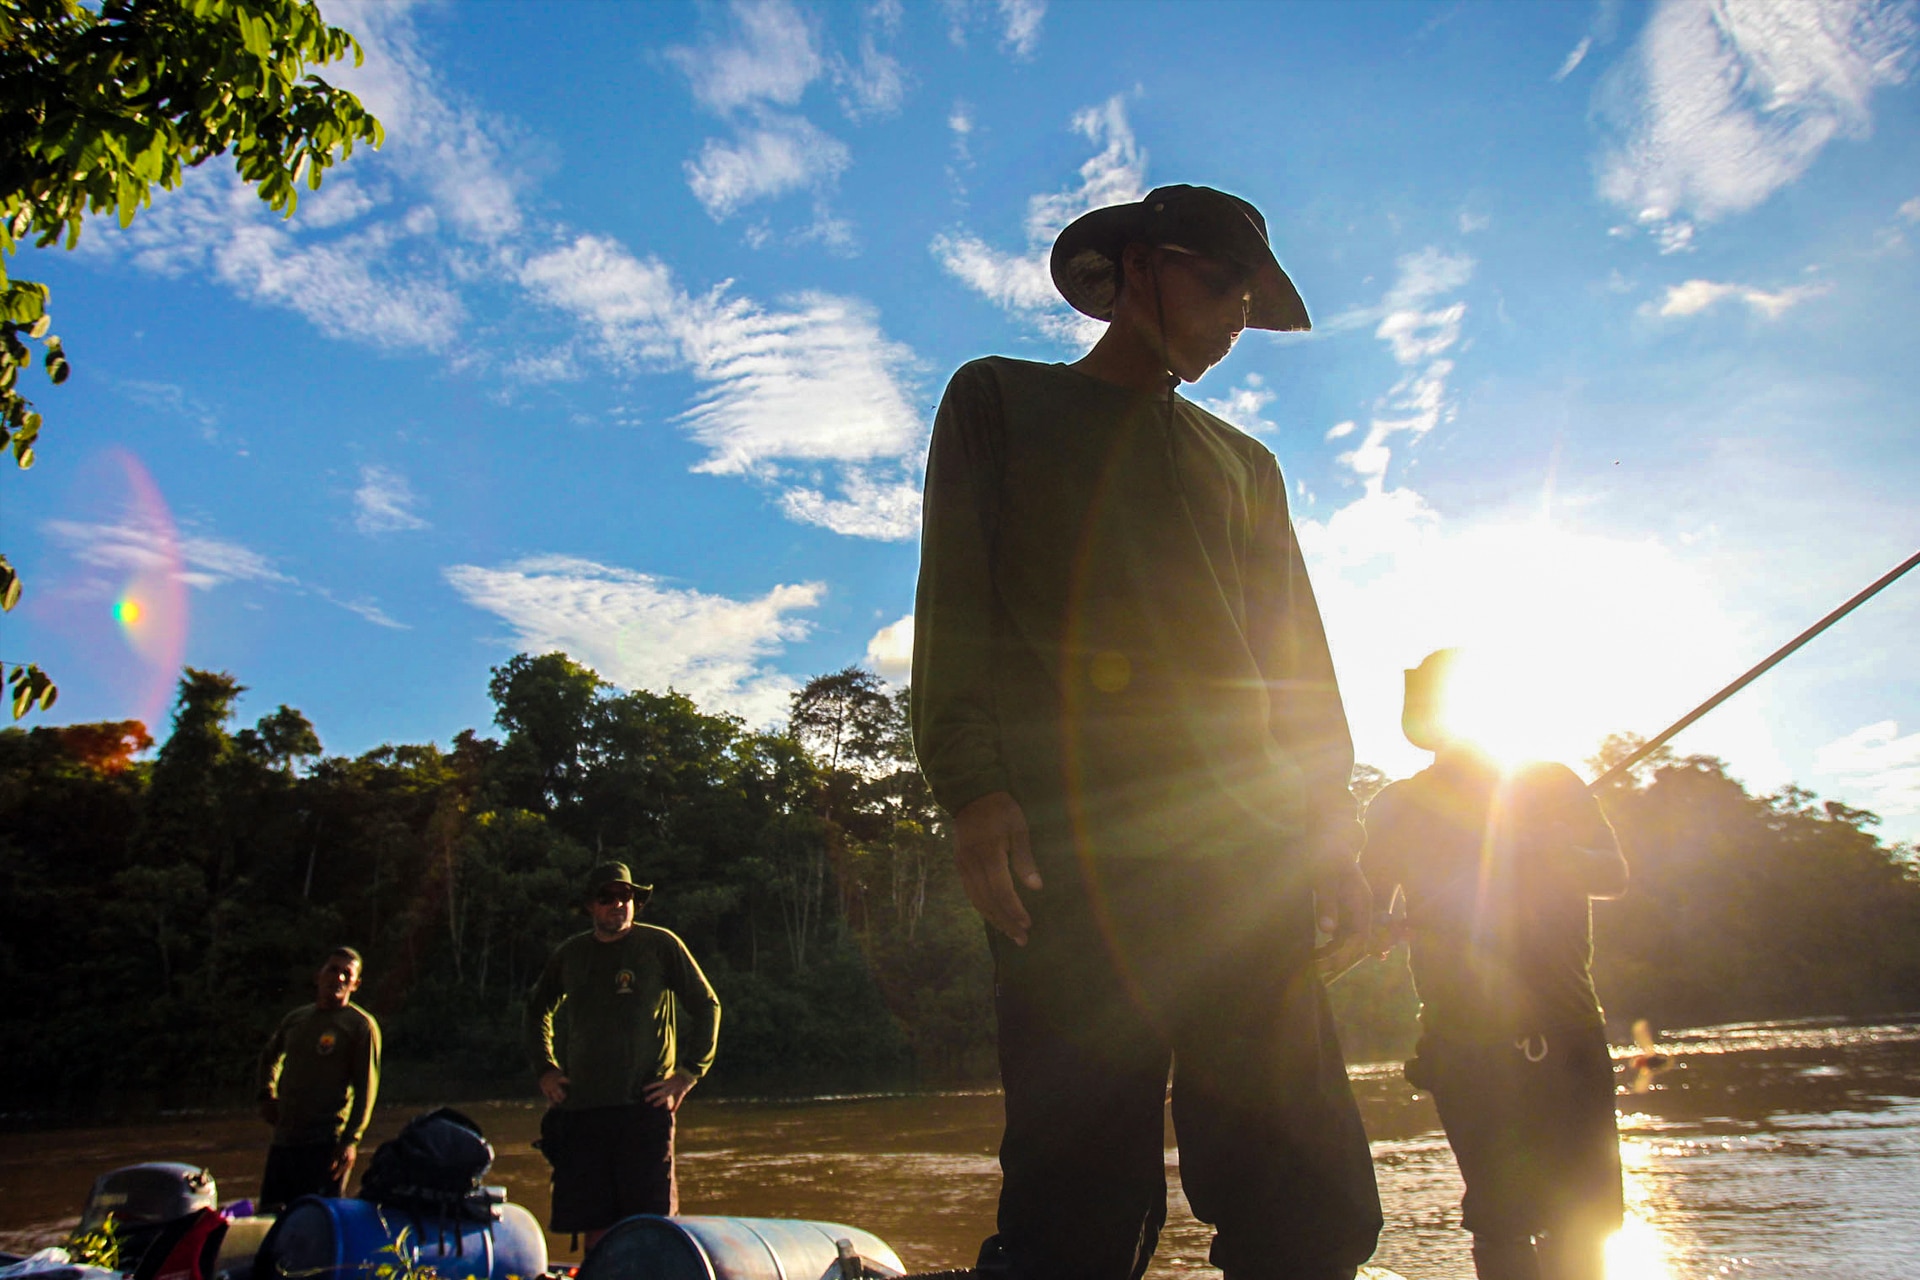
[1432,644,1574,770]
[115,596,143,628]
[1605,1214,1672,1280]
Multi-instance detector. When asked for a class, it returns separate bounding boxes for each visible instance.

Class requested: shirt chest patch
[613,968,636,995]
[315,1030,339,1056]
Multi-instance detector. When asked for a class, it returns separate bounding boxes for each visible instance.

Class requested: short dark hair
[327,946,364,969]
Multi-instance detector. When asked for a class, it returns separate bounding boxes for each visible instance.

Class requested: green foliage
[0,0,383,716]
[0,653,985,1111]
[8,656,1910,1111]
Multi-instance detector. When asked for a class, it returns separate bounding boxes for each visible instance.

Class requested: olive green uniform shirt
[1363,758,1624,1041]
[256,1002,382,1146]
[911,357,1362,861]
[524,925,721,1111]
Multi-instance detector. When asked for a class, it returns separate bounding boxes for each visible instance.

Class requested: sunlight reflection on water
[2,1018,1917,1279]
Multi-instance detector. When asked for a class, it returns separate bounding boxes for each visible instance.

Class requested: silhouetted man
[912,185,1382,1280]
[1363,649,1628,1280]
[256,946,381,1210]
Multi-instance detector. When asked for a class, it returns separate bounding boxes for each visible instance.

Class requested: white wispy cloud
[82,0,925,543]
[353,464,430,534]
[1331,248,1475,493]
[1554,35,1593,81]
[47,518,289,589]
[1199,374,1277,437]
[443,554,824,726]
[834,0,909,119]
[998,0,1047,57]
[520,233,924,534]
[1651,277,1831,318]
[669,0,853,222]
[321,0,527,243]
[932,95,1146,341]
[865,613,914,681]
[1814,720,1920,816]
[46,516,410,627]
[686,114,853,219]
[1596,0,1918,251]
[100,171,465,352]
[942,0,1048,57]
[779,466,922,540]
[669,0,824,114]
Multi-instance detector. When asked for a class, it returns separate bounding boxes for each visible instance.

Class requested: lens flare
[109,450,190,726]
[1432,645,1569,769]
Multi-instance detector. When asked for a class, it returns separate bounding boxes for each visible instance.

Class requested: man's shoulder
[633,923,690,952]
[1505,760,1595,816]
[1505,760,1588,802]
[341,1002,381,1036]
[1178,394,1279,463]
[943,355,1057,404]
[1364,777,1420,830]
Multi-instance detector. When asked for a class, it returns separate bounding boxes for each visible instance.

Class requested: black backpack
[357,1107,499,1222]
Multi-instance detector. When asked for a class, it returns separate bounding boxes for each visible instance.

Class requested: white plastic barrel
[578,1215,905,1280]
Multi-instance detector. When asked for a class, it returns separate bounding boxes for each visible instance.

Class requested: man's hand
[952,791,1041,946]
[258,1097,280,1127]
[1313,860,1373,944]
[539,1068,570,1106]
[330,1143,357,1181]
[642,1070,699,1113]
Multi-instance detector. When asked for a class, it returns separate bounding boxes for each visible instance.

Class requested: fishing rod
[1586,546,1920,791]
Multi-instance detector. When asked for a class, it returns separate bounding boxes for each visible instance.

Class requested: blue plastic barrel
[257,1196,548,1280]
[579,1216,905,1280]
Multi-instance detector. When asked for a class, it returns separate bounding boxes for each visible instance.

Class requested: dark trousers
[543,1101,677,1233]
[259,1140,345,1211]
[977,851,1382,1280]
[1413,1027,1622,1280]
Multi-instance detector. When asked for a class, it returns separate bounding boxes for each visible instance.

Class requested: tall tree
[0,0,382,715]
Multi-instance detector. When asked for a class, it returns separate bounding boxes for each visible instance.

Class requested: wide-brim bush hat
[1049,184,1310,332]
[584,861,653,902]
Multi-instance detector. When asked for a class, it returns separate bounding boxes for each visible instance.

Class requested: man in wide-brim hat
[911,184,1383,1279]
[525,862,721,1251]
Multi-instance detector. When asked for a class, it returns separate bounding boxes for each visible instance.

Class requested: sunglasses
[593,887,645,906]
[1157,244,1255,305]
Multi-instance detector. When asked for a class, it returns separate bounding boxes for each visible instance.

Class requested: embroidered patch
[316,1030,338,1056]
[614,969,635,994]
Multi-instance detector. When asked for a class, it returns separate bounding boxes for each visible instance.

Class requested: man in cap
[526,862,720,1248]
[1362,650,1627,1280]
[255,946,382,1210]
[911,185,1382,1280]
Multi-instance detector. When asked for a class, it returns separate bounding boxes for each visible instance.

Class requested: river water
[3,1018,1916,1280]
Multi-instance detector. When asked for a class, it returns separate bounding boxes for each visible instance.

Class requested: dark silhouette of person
[256,946,380,1209]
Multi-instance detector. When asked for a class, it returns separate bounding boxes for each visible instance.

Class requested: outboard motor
[80,1164,218,1266]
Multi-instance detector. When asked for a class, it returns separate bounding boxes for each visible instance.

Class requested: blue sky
[9,0,1920,839]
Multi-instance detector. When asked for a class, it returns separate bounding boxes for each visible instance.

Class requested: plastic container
[256,1196,547,1280]
[578,1216,904,1280]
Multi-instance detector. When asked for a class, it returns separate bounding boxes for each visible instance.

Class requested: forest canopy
[2,655,1916,1116]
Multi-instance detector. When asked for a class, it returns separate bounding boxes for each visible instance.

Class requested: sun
[1425,643,1584,770]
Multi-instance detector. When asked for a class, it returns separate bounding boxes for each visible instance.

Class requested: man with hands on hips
[526,862,720,1249]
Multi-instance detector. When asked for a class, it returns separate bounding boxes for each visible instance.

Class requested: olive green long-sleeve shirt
[256,1002,381,1146]
[911,357,1362,862]
[525,924,721,1111]
[1363,757,1626,1040]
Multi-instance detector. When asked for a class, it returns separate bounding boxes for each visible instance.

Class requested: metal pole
[1588,547,1920,791]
